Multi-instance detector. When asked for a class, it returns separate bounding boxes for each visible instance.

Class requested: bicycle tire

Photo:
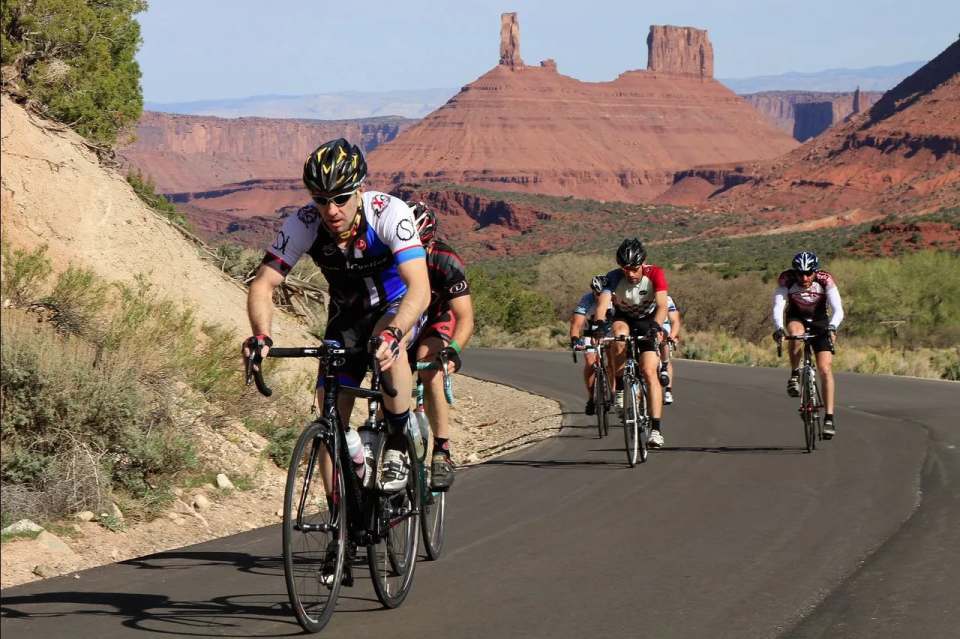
[369,437,420,608]
[638,381,649,464]
[801,369,815,453]
[593,372,604,439]
[420,486,445,561]
[601,368,612,437]
[283,420,344,633]
[623,376,640,468]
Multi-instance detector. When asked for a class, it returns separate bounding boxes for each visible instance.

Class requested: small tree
[1,0,148,145]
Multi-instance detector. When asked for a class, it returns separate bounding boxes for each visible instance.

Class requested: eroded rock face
[499,12,523,68]
[742,90,884,141]
[647,25,714,77]
[120,111,414,193]
[660,39,960,215]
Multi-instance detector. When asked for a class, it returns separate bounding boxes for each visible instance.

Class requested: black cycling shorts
[610,308,658,354]
[323,300,425,387]
[785,315,833,353]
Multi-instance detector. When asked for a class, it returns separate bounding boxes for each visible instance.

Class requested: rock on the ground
[33,565,59,579]
[74,511,96,522]
[172,487,184,497]
[216,473,235,490]
[36,531,75,555]
[192,494,212,511]
[109,502,124,521]
[2,519,44,534]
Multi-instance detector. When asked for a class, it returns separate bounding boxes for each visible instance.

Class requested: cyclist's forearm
[772,287,788,330]
[449,295,475,349]
[248,267,281,336]
[390,293,428,337]
[570,314,585,337]
[827,289,844,328]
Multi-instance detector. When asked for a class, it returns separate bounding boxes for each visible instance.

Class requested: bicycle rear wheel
[622,376,640,468]
[369,438,420,608]
[601,369,611,437]
[801,370,815,453]
[283,420,344,633]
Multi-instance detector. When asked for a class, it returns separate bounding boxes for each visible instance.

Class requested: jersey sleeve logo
[271,231,290,254]
[371,194,391,216]
[296,205,318,226]
[396,218,416,241]
[449,281,468,295]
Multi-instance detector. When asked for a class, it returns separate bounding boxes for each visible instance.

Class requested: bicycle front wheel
[283,420,344,633]
[638,383,649,464]
[593,372,604,439]
[420,485,445,561]
[369,439,421,608]
[801,370,815,453]
[623,377,640,468]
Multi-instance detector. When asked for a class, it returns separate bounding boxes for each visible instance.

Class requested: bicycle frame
[778,327,833,452]
[255,344,414,546]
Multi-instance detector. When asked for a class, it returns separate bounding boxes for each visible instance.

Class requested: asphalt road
[2,350,957,638]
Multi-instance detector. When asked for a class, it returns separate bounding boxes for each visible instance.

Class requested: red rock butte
[368,13,798,203]
[662,37,960,216]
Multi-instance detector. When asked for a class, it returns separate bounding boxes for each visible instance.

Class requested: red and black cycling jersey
[426,239,470,318]
[777,270,837,322]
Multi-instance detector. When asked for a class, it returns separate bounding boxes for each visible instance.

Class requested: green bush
[127,170,193,230]
[468,268,554,333]
[0,240,53,306]
[1,0,148,145]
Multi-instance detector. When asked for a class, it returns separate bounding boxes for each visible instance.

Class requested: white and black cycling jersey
[262,191,426,313]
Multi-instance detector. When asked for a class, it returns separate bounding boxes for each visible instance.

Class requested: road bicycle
[612,334,654,468]
[247,338,420,633]
[411,353,455,561]
[572,329,615,439]
[777,323,834,453]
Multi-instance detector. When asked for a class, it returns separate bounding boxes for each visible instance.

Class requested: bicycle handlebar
[245,342,398,398]
[776,333,835,357]
[414,360,455,405]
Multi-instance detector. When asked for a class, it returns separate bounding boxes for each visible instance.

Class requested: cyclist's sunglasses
[797,270,816,277]
[310,190,357,207]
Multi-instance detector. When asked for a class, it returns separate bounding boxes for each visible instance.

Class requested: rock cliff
[742,90,884,141]
[120,111,414,193]
[659,38,960,216]
[367,17,796,203]
[647,25,714,77]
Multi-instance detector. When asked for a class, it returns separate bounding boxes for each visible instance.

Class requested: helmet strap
[322,196,362,239]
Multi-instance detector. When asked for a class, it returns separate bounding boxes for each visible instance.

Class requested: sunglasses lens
[311,191,355,206]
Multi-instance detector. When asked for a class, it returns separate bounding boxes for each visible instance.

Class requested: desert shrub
[40,265,110,339]
[468,268,554,333]
[0,240,52,306]
[126,170,193,230]
[1,0,147,145]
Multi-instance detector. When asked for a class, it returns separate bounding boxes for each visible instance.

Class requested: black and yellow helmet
[303,138,367,194]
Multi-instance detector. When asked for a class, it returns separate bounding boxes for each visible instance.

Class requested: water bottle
[407,412,426,461]
[358,426,378,489]
[414,409,431,448]
[344,429,365,481]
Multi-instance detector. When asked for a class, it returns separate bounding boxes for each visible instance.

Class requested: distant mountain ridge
[144,88,459,120]
[720,61,925,93]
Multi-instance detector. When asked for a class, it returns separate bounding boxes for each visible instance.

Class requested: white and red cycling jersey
[773,270,844,330]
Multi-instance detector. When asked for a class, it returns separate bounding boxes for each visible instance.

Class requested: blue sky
[138,0,960,103]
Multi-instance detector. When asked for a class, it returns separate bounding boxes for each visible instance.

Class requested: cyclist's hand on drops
[374,327,402,372]
[647,321,662,343]
[570,336,582,350]
[828,325,837,344]
[242,334,272,372]
[438,346,461,374]
[773,328,785,342]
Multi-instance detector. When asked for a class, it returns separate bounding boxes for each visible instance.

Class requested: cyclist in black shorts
[595,239,670,448]
[244,138,431,487]
[407,201,475,490]
[772,251,844,439]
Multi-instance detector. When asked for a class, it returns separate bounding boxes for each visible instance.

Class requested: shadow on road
[658,445,808,455]
[0,551,383,637]
[483,458,622,469]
